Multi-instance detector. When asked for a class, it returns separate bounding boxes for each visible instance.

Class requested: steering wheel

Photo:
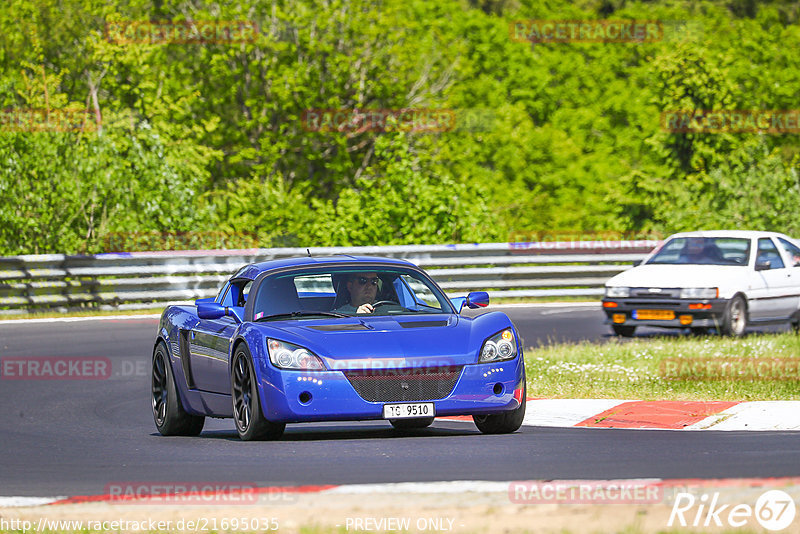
[372,300,400,308]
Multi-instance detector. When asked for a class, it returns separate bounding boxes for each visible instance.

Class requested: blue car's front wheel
[472,382,526,434]
[231,346,285,441]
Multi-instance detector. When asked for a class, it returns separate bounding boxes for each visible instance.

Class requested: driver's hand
[356,303,374,314]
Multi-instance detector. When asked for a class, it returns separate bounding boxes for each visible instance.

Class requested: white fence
[0,240,659,314]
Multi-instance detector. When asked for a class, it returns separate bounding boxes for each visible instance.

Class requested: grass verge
[524,333,800,401]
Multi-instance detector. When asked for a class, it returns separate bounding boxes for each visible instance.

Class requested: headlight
[680,288,718,299]
[605,286,630,298]
[479,329,517,363]
[267,339,325,370]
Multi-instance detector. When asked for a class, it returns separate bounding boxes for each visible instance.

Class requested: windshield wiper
[255,311,349,322]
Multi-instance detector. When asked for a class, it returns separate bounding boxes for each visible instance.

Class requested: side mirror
[466,291,490,309]
[755,260,771,271]
[195,300,243,323]
[196,301,225,320]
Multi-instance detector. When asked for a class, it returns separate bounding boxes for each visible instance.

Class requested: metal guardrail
[0,240,659,314]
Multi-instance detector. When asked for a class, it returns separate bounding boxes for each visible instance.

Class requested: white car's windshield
[647,237,751,266]
[252,267,452,321]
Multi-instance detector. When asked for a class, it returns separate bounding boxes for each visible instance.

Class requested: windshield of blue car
[646,237,751,266]
[251,267,453,321]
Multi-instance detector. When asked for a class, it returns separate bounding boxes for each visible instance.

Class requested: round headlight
[276,349,294,368]
[497,340,514,358]
[294,349,313,368]
[481,341,498,361]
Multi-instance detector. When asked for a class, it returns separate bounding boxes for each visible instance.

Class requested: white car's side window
[777,238,800,268]
[756,238,785,270]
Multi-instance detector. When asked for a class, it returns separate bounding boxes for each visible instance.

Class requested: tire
[720,296,747,337]
[612,324,636,337]
[231,345,285,441]
[790,312,800,334]
[473,382,526,434]
[390,417,434,430]
[152,341,205,436]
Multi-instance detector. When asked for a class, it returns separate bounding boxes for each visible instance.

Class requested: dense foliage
[1,0,798,254]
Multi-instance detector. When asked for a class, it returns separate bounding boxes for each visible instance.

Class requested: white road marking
[0,497,63,507]
[0,314,161,325]
[687,401,800,431]
[490,302,599,309]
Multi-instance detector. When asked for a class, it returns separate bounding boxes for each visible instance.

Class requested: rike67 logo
[669,490,796,531]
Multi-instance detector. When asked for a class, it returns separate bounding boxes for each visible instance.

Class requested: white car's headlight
[605,286,630,298]
[267,339,325,370]
[479,329,517,363]
[680,288,718,299]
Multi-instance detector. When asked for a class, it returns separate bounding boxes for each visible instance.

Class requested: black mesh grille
[631,287,681,298]
[344,366,462,402]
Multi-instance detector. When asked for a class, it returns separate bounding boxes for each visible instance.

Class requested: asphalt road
[1,307,798,496]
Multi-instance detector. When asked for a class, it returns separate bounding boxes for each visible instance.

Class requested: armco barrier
[0,240,659,314]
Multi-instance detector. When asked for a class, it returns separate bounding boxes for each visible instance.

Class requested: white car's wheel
[721,296,747,337]
[612,324,636,337]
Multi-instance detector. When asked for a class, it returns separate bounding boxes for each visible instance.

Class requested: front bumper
[255,356,526,423]
[601,297,729,329]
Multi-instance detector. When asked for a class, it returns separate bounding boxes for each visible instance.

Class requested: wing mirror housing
[466,291,490,309]
[450,292,489,313]
[196,300,243,323]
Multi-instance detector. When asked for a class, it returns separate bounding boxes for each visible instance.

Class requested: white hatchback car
[602,231,800,336]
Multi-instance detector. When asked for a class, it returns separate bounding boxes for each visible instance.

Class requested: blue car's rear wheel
[151,341,204,436]
[473,382,526,434]
[231,346,285,441]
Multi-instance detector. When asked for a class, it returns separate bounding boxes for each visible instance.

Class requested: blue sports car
[151,255,526,440]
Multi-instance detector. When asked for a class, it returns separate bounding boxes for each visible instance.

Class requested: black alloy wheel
[151,341,204,436]
[231,346,285,441]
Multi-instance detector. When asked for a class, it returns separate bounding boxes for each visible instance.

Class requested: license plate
[634,309,675,320]
[383,403,435,419]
